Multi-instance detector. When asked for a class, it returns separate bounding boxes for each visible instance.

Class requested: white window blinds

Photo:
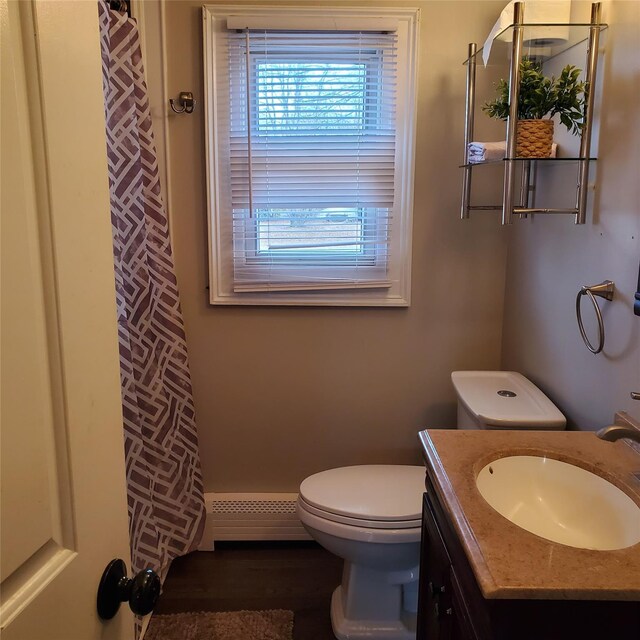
[218,27,399,292]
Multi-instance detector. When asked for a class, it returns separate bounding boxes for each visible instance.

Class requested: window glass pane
[255,62,367,133]
[256,208,365,254]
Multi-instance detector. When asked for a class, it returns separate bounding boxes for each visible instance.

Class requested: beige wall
[163,0,508,492]
[501,1,640,430]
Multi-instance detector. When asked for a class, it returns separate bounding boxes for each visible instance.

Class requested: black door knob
[97,558,161,620]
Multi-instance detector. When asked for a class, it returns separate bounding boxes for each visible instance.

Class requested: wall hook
[170,91,195,114]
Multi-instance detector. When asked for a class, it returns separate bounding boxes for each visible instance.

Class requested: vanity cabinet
[416,473,640,640]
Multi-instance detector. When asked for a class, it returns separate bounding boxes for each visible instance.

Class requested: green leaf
[483,59,586,135]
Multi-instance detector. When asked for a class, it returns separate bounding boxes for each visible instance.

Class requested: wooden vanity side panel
[417,493,451,640]
[423,470,492,639]
[449,568,480,640]
[418,474,493,640]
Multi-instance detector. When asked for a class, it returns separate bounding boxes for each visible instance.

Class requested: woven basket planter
[516,119,554,158]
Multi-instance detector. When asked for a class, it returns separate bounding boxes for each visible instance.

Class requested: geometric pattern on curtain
[97,0,205,593]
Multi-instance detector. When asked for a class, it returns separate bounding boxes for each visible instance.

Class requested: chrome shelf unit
[461,2,606,225]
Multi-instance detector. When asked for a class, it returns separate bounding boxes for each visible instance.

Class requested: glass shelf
[464,23,608,67]
[460,3,604,225]
[459,157,597,169]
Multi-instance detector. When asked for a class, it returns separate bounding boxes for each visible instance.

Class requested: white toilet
[296,465,425,640]
[452,371,566,430]
[297,372,564,640]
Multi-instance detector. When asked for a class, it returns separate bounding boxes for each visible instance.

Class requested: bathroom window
[203,6,419,305]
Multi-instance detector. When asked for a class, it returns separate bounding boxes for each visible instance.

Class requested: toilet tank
[451,371,566,430]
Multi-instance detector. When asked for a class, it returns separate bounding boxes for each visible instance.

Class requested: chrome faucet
[596,424,640,444]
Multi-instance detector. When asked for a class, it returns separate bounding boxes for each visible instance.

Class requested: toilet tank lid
[451,371,566,428]
[299,465,425,522]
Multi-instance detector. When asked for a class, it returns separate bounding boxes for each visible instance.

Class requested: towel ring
[576,280,614,354]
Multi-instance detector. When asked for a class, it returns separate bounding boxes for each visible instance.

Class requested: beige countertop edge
[419,430,640,601]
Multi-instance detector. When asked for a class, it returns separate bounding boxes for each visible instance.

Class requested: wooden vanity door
[417,493,479,640]
[417,493,453,640]
[449,569,479,640]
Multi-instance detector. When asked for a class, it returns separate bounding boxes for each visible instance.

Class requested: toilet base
[330,584,416,640]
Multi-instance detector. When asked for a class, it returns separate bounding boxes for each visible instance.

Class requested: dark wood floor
[154,542,343,640]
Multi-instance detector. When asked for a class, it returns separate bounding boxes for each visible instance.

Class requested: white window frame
[203,5,420,306]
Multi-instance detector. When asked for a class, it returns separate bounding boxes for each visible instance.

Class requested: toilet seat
[297,499,422,544]
[297,465,425,543]
[298,495,421,529]
[299,464,425,521]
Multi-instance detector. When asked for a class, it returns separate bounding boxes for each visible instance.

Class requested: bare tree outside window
[256,62,367,133]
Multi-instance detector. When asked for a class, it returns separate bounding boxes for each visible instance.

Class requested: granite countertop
[418,429,640,601]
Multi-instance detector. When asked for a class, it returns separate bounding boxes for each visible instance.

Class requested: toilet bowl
[452,371,566,430]
[297,465,425,640]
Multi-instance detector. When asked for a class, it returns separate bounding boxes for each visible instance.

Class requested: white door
[1,1,133,638]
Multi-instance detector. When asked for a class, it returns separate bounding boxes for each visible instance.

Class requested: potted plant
[483,59,587,158]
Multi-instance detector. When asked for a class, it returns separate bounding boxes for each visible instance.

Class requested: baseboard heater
[199,492,312,548]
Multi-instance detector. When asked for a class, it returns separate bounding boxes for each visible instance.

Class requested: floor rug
[145,610,294,640]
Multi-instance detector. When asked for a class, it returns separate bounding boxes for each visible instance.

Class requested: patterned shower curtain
[98,0,205,591]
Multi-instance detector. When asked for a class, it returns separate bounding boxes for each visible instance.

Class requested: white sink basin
[476,455,640,550]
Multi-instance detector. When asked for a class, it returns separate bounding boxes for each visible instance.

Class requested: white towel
[468,141,506,163]
[467,141,558,163]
